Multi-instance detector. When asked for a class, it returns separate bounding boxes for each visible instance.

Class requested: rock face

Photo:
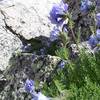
[0,0,60,39]
[0,13,22,70]
[0,53,61,100]
[0,0,60,70]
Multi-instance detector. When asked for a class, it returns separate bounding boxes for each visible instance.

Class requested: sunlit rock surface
[0,0,60,70]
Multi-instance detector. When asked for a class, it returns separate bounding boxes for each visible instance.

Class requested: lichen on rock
[0,53,62,99]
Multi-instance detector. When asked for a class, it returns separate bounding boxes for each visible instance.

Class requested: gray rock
[0,11,22,70]
[0,0,60,39]
[0,53,61,100]
[0,0,60,70]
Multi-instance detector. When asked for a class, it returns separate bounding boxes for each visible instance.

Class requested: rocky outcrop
[0,0,60,71]
[0,53,62,100]
[0,12,22,70]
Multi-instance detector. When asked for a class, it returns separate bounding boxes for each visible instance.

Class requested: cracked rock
[0,11,22,70]
[0,0,60,39]
[0,0,60,70]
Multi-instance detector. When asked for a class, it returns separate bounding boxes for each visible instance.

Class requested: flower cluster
[80,0,93,13]
[25,79,35,93]
[21,43,32,52]
[50,27,60,41]
[25,79,49,100]
[88,29,100,48]
[50,1,68,25]
[88,11,100,48]
[50,1,69,42]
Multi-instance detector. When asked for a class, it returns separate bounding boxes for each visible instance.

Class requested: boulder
[0,13,22,70]
[0,0,60,70]
[0,53,62,100]
[0,0,60,39]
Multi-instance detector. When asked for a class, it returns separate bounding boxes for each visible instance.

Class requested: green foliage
[55,47,69,59]
[59,32,69,46]
[43,48,100,99]
[47,40,60,55]
[42,1,100,99]
[67,13,75,29]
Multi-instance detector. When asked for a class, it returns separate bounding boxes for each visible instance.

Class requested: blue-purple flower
[50,27,60,41]
[96,29,100,40]
[96,0,100,7]
[96,13,100,27]
[39,48,46,55]
[21,43,32,52]
[58,61,66,68]
[25,79,34,93]
[25,79,50,100]
[88,34,99,48]
[62,24,68,33]
[88,29,100,48]
[50,1,68,25]
[80,0,92,12]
